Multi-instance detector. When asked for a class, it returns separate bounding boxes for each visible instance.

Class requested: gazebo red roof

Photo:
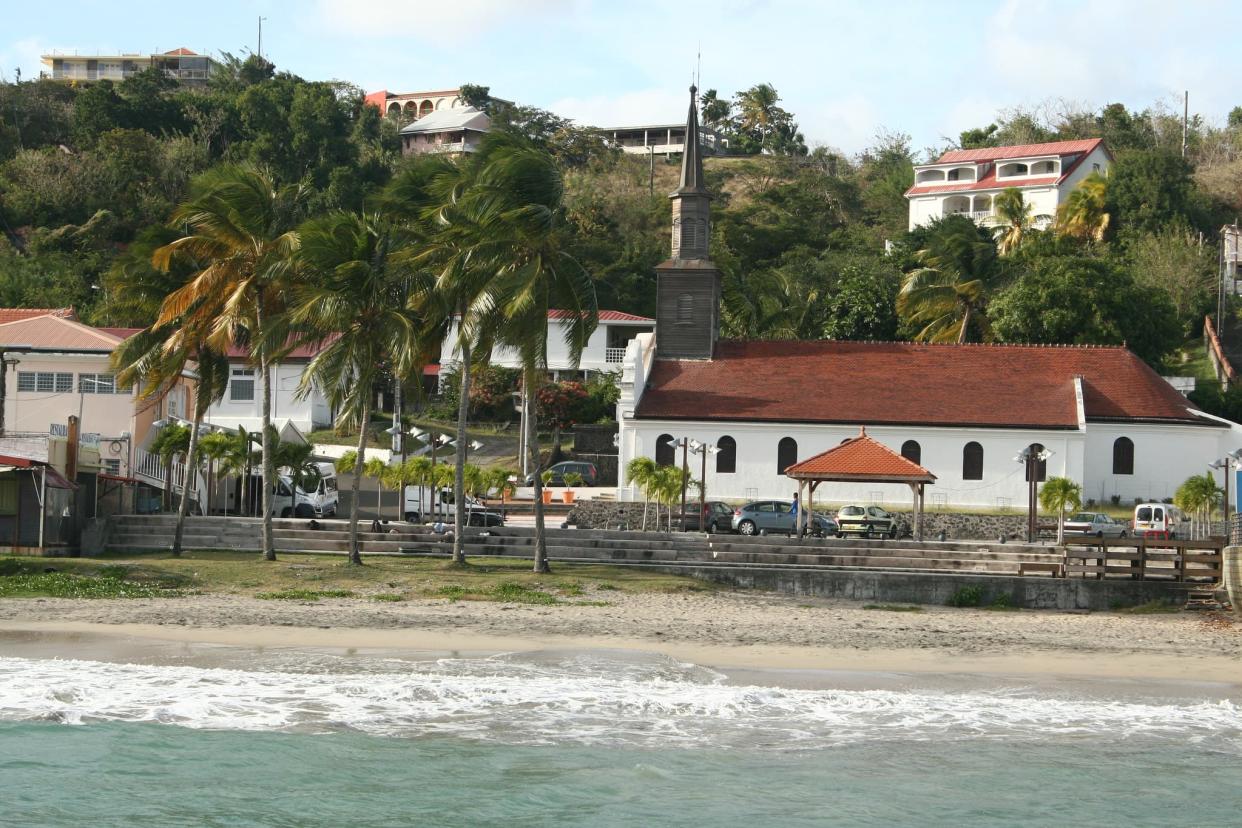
[784,428,936,483]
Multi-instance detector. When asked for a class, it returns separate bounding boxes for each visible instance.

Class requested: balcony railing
[605,347,628,363]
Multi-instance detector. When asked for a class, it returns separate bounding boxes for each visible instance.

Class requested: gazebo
[784,427,937,540]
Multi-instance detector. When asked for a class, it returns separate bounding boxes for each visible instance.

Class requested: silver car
[1063,512,1128,538]
[730,500,838,536]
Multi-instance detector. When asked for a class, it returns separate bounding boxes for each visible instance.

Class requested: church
[614,88,1242,509]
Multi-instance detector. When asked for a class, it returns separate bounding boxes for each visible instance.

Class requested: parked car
[404,486,504,526]
[1062,512,1128,538]
[678,501,735,532]
[731,500,839,536]
[835,505,903,538]
[1132,503,1186,538]
[527,461,598,487]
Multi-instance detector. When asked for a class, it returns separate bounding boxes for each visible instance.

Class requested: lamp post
[689,439,721,532]
[1014,445,1054,543]
[1209,448,1242,537]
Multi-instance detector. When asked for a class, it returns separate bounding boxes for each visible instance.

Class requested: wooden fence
[1062,537,1222,582]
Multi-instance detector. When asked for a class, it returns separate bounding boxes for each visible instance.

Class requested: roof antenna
[695,42,701,90]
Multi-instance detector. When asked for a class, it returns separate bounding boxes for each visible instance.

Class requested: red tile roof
[906,138,1106,197]
[936,139,1104,164]
[225,336,338,361]
[785,428,936,482]
[163,47,199,56]
[0,308,76,324]
[635,340,1209,430]
[549,309,654,323]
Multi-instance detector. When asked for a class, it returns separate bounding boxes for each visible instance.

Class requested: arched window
[716,436,736,474]
[1025,443,1047,483]
[676,294,694,324]
[901,440,921,465]
[777,437,797,474]
[963,442,983,480]
[1112,437,1134,475]
[655,433,674,467]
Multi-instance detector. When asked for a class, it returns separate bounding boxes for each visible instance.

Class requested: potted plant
[540,469,555,504]
[562,471,583,504]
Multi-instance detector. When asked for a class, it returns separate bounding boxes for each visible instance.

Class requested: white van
[403,485,502,526]
[1132,503,1186,539]
[273,462,339,517]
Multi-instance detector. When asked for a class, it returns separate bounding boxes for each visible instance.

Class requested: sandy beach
[1,589,1239,684]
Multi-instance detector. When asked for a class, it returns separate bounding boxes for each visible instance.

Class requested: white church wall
[1082,421,1236,506]
[618,418,1232,510]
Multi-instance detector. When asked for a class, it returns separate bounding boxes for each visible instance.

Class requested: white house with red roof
[203,341,334,435]
[614,98,1239,509]
[906,139,1111,231]
[438,309,654,386]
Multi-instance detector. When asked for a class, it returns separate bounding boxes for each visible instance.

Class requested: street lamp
[1209,448,1242,535]
[1014,445,1054,542]
[689,439,722,532]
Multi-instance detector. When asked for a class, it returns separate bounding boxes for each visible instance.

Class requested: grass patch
[0,557,189,599]
[946,585,984,608]
[256,588,356,601]
[2,552,711,604]
[371,593,405,602]
[491,581,560,605]
[863,604,924,612]
[986,595,1019,611]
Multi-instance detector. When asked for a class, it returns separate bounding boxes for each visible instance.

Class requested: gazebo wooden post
[807,481,818,538]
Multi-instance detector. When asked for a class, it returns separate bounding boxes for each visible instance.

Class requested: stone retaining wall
[570,500,1043,539]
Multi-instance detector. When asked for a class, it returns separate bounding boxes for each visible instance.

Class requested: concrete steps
[103,515,1065,576]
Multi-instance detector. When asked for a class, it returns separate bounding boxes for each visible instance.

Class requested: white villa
[614,94,1240,510]
[905,139,1112,231]
[439,310,654,388]
[204,341,333,435]
[596,122,728,157]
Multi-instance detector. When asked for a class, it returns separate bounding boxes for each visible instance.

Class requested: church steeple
[654,84,720,361]
[669,84,712,261]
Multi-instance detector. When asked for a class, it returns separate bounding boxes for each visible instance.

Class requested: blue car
[730,500,839,536]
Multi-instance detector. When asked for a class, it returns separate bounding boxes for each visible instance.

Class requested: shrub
[946,585,983,607]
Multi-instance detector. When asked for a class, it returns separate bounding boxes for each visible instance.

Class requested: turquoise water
[1,649,1240,827]
[5,722,1242,827]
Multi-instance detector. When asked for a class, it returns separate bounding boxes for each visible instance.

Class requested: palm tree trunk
[348,394,371,566]
[452,340,472,566]
[957,304,974,344]
[259,358,275,560]
[163,462,173,513]
[171,407,204,557]
[527,378,549,573]
[1056,504,1065,546]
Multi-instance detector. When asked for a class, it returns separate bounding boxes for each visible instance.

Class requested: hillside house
[905,139,1112,231]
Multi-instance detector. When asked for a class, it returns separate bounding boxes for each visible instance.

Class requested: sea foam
[1,653,1238,751]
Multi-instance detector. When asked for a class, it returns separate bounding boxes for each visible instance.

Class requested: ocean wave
[1,653,1239,751]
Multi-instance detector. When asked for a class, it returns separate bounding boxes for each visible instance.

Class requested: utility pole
[258,16,267,60]
[648,145,655,197]
[1182,90,1189,158]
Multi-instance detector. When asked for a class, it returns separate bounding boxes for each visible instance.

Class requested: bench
[1018,561,1064,577]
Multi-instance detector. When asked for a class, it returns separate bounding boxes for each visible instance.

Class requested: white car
[1063,512,1128,538]
[836,505,901,538]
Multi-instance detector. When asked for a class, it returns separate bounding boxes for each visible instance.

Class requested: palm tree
[1056,172,1110,243]
[273,438,323,514]
[626,457,658,531]
[1175,474,1222,539]
[364,456,388,519]
[198,431,234,516]
[991,188,1046,256]
[149,423,191,514]
[736,83,780,143]
[151,164,309,562]
[1039,476,1083,545]
[480,132,598,573]
[699,89,731,129]
[290,210,423,565]
[898,219,1005,343]
[403,456,433,520]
